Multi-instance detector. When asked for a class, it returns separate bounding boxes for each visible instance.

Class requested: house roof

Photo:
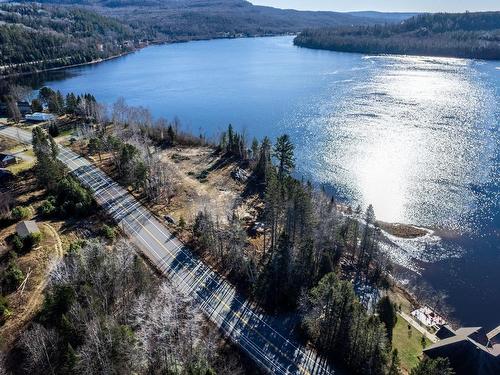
[16,221,39,238]
[425,325,500,359]
[0,153,15,161]
[25,112,55,122]
[487,326,500,341]
[425,335,469,352]
[436,325,456,340]
[456,327,483,337]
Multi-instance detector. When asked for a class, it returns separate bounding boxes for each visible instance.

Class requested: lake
[24,36,500,330]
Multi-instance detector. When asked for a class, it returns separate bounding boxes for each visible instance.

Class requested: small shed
[16,221,40,239]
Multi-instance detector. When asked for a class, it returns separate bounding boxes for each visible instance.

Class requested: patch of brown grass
[0,136,18,153]
[0,223,63,349]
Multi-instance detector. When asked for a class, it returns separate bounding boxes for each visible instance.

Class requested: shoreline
[332,200,430,239]
[0,33,293,80]
[0,50,137,79]
[293,40,500,62]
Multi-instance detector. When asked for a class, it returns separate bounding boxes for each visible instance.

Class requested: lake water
[25,36,500,330]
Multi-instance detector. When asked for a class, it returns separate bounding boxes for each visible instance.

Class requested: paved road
[0,125,337,375]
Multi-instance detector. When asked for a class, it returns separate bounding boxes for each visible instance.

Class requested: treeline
[0,3,137,75]
[7,239,243,374]
[38,87,99,118]
[32,127,95,216]
[33,85,99,119]
[294,12,500,60]
[0,83,104,124]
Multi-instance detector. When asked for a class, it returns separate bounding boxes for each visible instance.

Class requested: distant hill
[17,0,405,41]
[294,12,500,60]
[347,11,419,23]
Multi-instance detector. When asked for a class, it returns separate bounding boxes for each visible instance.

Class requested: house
[424,324,500,375]
[16,221,40,239]
[25,112,56,122]
[0,153,17,167]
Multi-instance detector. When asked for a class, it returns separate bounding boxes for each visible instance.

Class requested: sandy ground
[0,136,18,153]
[0,223,63,349]
[158,146,252,225]
[76,140,260,230]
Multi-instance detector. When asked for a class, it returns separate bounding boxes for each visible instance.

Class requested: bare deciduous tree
[0,191,13,219]
[0,351,8,375]
[9,84,32,102]
[20,323,59,375]
[143,153,176,203]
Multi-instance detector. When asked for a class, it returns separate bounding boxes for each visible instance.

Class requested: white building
[25,112,56,122]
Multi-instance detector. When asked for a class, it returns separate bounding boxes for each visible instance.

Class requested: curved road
[0,125,337,375]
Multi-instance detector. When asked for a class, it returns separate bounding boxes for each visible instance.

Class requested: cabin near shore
[424,324,500,375]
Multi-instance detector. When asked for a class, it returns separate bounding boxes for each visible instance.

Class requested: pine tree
[410,357,454,375]
[254,136,271,180]
[6,98,21,123]
[31,98,43,112]
[377,296,397,343]
[251,137,259,161]
[167,125,175,145]
[358,204,377,276]
[227,124,234,153]
[388,349,402,375]
[65,92,78,114]
[273,134,295,180]
[32,127,64,190]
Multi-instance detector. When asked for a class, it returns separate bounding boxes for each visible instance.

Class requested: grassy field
[0,135,35,175]
[392,315,430,373]
[5,150,35,175]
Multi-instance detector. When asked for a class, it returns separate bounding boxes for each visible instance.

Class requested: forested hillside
[294,12,500,60]
[101,0,367,42]
[18,0,399,43]
[0,3,137,75]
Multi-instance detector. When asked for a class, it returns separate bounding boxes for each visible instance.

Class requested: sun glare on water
[299,55,498,231]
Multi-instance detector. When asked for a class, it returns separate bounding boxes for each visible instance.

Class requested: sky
[250,0,500,13]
